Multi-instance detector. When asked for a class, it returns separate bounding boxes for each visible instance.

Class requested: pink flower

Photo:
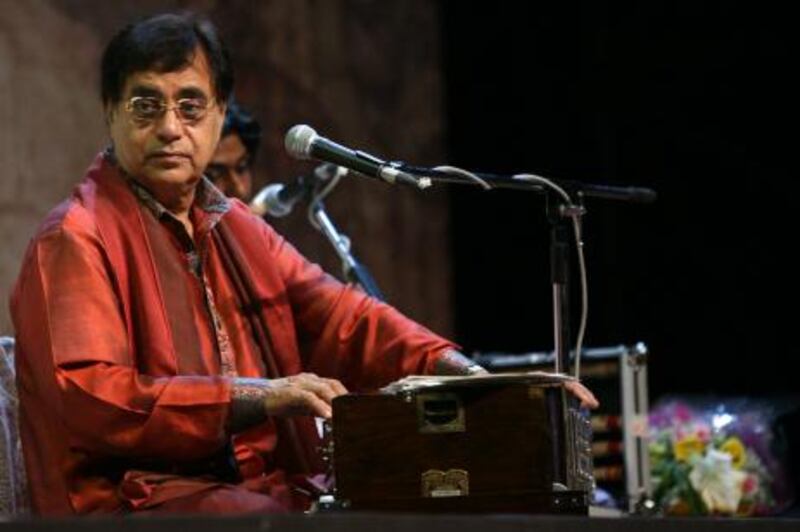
[674,403,693,424]
[694,423,712,443]
[742,474,758,495]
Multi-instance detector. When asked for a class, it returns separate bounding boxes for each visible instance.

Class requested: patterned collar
[103,146,231,224]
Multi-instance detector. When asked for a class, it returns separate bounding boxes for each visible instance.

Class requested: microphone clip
[379,161,431,189]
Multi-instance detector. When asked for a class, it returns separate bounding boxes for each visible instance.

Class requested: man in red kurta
[8,13,469,515]
[10,13,597,515]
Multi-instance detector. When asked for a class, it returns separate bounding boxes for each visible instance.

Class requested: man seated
[10,13,597,515]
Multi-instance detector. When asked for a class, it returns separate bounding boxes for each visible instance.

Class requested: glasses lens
[130,97,163,120]
[177,99,207,121]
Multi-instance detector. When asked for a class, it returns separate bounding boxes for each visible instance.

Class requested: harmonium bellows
[326,373,593,514]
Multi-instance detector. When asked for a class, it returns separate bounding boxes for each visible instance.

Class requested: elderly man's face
[106,48,225,197]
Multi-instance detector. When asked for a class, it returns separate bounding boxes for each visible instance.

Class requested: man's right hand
[262,372,348,419]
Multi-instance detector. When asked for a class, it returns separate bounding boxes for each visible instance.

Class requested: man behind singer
[206,99,261,201]
[10,13,596,515]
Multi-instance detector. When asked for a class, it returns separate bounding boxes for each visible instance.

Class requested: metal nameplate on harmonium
[328,372,593,514]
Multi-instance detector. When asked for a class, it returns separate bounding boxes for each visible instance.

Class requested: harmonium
[323,372,594,514]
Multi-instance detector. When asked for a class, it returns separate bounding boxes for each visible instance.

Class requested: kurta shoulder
[31,194,103,247]
[15,193,111,297]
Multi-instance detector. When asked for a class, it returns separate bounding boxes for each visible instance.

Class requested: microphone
[249,164,339,218]
[284,125,429,189]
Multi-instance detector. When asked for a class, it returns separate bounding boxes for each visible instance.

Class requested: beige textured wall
[0,0,452,338]
[0,0,107,334]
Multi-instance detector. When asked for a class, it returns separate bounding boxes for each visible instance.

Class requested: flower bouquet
[648,398,794,516]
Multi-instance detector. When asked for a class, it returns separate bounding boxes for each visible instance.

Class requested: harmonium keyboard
[322,373,594,514]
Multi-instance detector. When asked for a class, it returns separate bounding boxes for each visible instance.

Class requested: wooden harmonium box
[329,373,594,514]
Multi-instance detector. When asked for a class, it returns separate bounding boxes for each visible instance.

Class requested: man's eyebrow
[129,86,163,98]
[177,87,210,100]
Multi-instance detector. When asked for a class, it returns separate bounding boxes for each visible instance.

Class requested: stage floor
[2,512,800,532]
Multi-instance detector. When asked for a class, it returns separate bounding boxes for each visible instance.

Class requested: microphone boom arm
[309,201,384,301]
[401,165,657,204]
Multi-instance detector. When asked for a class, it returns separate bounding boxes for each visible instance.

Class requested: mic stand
[403,164,647,377]
[310,201,385,301]
[547,191,585,375]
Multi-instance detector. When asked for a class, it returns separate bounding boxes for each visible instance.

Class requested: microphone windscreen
[285,125,317,160]
[248,184,278,217]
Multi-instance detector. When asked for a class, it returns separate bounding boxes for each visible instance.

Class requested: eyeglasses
[124,96,212,123]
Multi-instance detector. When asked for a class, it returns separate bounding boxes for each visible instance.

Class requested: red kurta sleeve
[12,207,230,461]
[258,220,457,390]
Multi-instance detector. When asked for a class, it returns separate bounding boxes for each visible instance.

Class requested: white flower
[689,449,747,513]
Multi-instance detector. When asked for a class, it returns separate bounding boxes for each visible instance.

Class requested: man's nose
[155,108,183,142]
[231,175,248,200]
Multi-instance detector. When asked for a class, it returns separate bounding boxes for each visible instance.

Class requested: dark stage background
[441,3,795,401]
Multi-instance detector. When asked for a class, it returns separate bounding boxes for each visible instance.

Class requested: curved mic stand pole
[309,201,385,301]
[547,191,585,376]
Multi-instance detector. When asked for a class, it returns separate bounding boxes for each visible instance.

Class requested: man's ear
[213,100,228,141]
[103,102,116,126]
[217,101,227,127]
